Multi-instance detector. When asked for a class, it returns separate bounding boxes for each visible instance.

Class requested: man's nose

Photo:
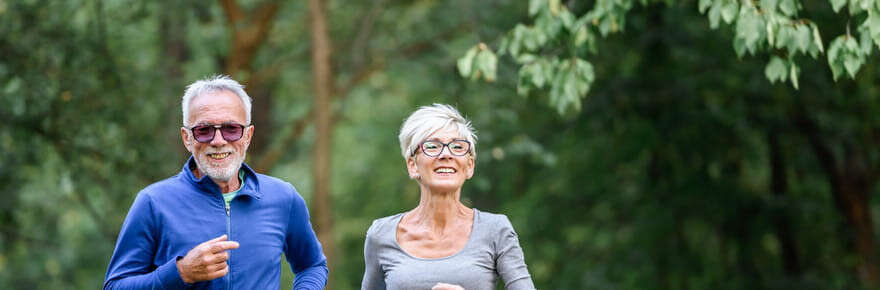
[209,128,227,146]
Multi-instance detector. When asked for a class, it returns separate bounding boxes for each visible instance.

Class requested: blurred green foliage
[465,0,880,112]
[1,0,879,290]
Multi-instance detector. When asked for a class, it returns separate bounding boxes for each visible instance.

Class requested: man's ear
[181,127,194,153]
[243,125,254,148]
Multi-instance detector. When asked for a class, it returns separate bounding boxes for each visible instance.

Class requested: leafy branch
[459,0,880,113]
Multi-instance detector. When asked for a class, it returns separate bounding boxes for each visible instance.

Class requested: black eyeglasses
[414,139,471,157]
[188,123,249,143]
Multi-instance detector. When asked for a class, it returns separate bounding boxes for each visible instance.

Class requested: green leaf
[559,8,576,30]
[721,1,739,24]
[845,35,860,50]
[457,46,478,77]
[778,0,797,16]
[847,0,865,14]
[699,0,713,13]
[508,25,528,57]
[764,56,788,82]
[811,23,824,53]
[529,0,543,16]
[794,24,811,54]
[789,60,799,89]
[827,37,843,80]
[598,15,613,36]
[775,25,790,50]
[516,53,538,64]
[829,0,846,12]
[549,60,570,113]
[708,1,722,29]
[530,62,546,88]
[549,0,561,15]
[733,37,748,57]
[842,36,864,79]
[543,57,557,86]
[843,55,862,78]
[736,8,765,55]
[860,28,873,54]
[573,58,594,97]
[536,8,563,39]
[523,27,542,51]
[574,26,590,47]
[761,0,778,13]
[476,49,498,82]
[868,12,880,49]
[524,58,549,89]
[497,36,509,57]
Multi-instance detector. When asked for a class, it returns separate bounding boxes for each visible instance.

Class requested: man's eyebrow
[193,121,242,126]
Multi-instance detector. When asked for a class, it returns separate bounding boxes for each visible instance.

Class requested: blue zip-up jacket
[104,157,328,289]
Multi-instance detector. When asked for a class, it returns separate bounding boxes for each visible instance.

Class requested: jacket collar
[180,155,263,199]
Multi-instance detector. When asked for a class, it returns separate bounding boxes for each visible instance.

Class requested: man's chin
[203,168,237,181]
[196,162,239,181]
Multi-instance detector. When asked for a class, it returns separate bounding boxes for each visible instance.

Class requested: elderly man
[104,76,328,289]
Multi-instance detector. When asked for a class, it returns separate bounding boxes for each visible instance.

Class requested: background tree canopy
[1,0,879,289]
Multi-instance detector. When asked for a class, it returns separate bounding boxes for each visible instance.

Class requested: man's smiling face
[181,89,252,181]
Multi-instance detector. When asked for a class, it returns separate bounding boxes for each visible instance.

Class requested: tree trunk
[309,0,337,288]
[219,0,279,159]
[159,0,190,160]
[767,129,802,277]
[794,113,878,287]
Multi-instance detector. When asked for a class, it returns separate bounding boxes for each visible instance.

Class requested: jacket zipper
[225,200,232,290]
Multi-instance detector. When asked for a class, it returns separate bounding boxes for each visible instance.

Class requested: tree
[460,0,880,288]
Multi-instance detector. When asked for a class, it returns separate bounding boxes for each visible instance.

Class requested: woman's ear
[465,155,475,179]
[406,156,420,180]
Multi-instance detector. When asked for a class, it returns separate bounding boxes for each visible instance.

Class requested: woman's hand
[432,282,465,290]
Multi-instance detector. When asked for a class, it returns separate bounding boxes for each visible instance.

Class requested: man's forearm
[104,258,191,290]
[291,262,329,290]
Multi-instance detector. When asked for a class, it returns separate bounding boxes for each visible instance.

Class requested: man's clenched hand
[176,234,240,283]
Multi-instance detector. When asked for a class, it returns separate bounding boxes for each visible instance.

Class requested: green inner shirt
[222,169,246,207]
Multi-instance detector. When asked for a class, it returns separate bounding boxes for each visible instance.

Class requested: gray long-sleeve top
[361,209,536,290]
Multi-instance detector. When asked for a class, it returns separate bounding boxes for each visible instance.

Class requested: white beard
[195,150,246,182]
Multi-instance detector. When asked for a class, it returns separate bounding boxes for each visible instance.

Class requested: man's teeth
[435,168,455,173]
[208,152,231,159]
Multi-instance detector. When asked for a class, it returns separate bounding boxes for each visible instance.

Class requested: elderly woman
[361,104,535,290]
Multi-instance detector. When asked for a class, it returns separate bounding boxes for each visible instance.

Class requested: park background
[2,0,880,289]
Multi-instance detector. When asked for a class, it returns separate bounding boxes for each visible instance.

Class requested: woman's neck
[408,188,472,232]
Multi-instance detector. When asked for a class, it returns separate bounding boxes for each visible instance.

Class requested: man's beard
[195,149,246,181]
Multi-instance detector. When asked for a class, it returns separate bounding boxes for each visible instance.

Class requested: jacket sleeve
[495,215,536,290]
[103,193,192,290]
[284,186,329,290]
[360,220,386,290]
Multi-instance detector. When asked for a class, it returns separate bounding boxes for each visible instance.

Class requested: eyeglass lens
[191,124,245,143]
[421,140,470,156]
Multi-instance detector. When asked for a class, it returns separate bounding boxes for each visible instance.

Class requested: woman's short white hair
[181,75,252,127]
[399,103,477,160]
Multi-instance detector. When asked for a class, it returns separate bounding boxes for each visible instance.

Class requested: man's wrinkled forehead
[186,90,247,125]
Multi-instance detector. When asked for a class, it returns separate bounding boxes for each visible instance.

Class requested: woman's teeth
[208,152,231,159]
[435,168,455,173]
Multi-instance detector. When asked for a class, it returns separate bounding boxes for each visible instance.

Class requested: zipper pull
[225,203,230,216]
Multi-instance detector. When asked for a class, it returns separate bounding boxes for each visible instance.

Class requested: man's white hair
[398,103,477,161]
[181,75,252,127]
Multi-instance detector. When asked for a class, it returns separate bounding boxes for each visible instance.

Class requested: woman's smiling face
[407,127,475,192]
